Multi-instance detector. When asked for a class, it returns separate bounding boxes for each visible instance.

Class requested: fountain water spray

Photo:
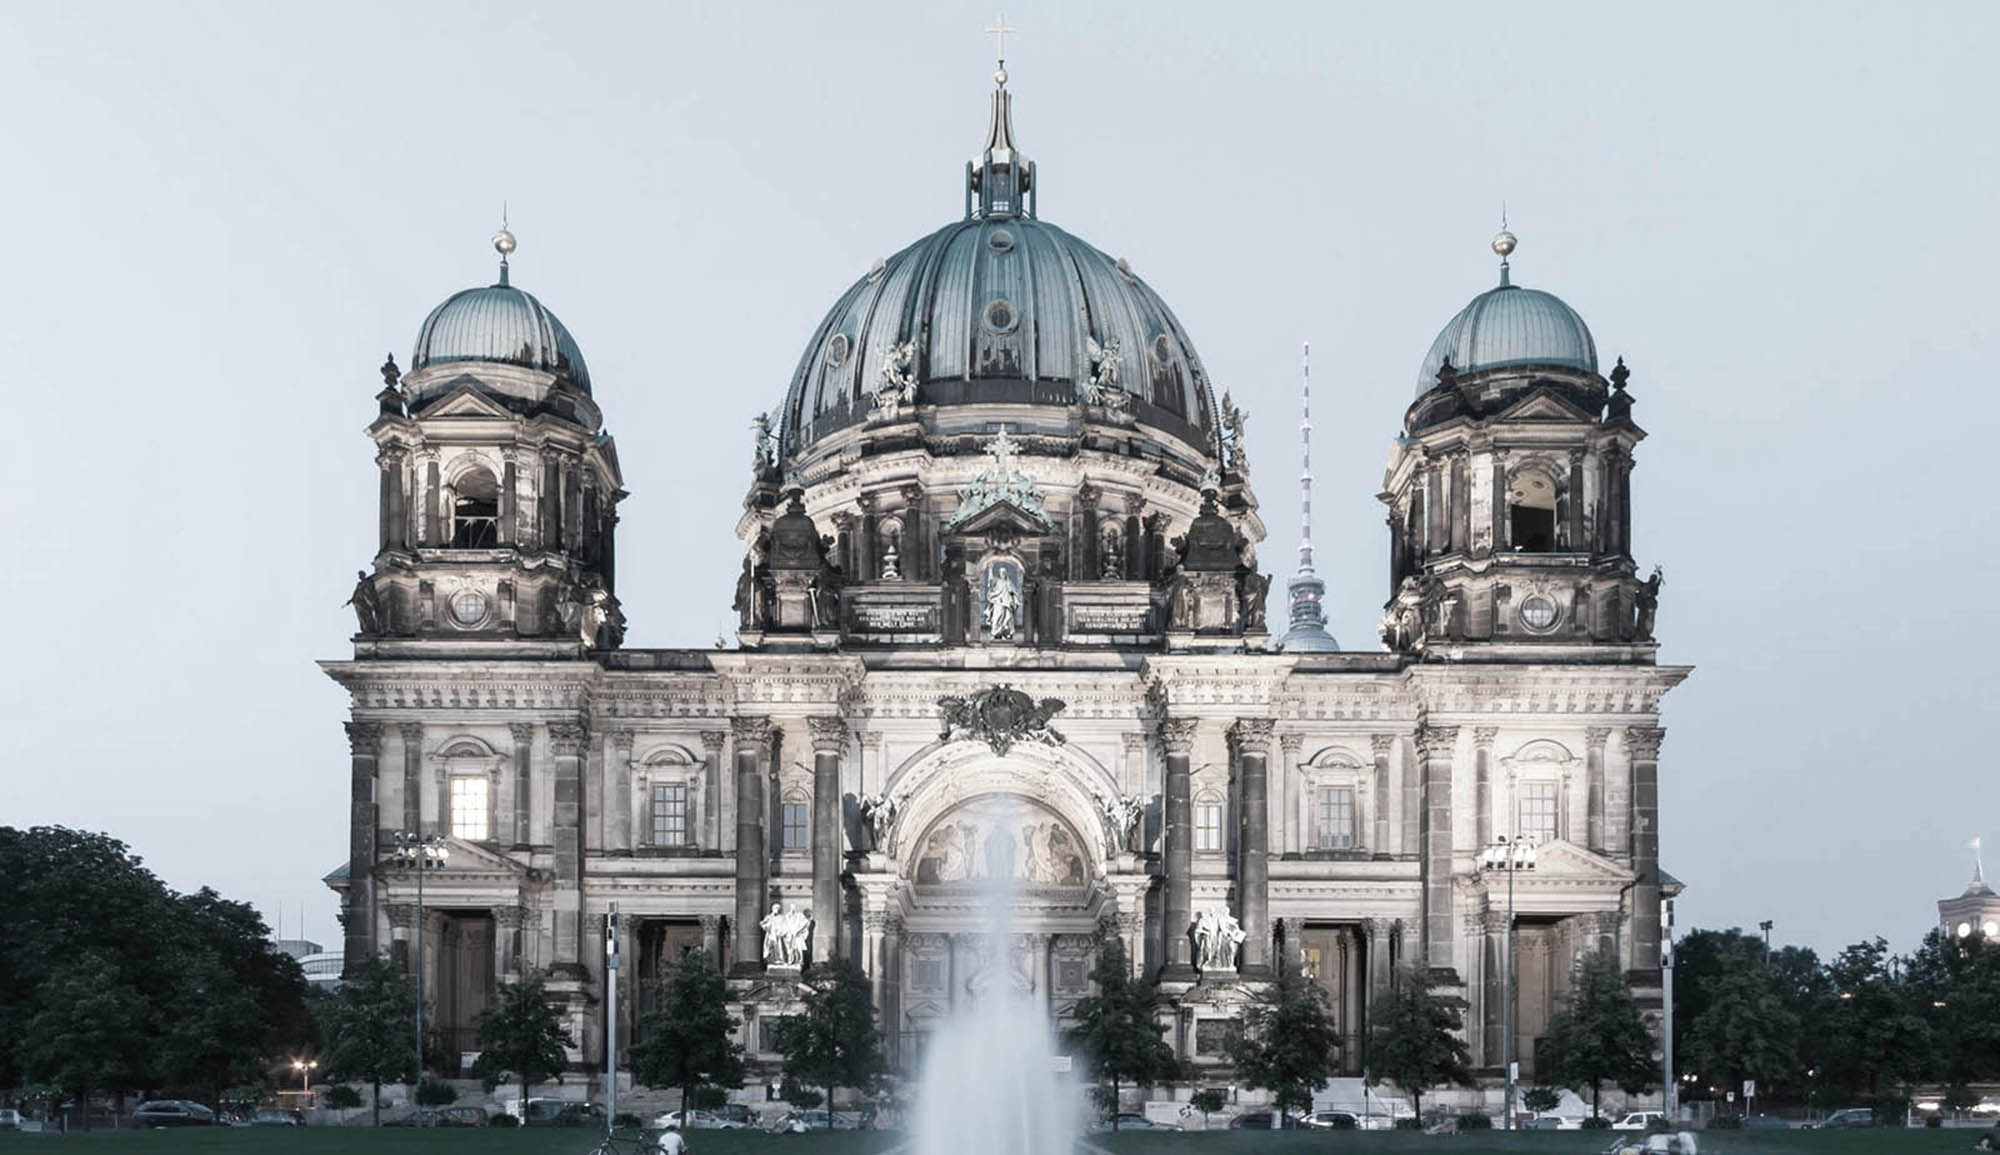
[911,801,1082,1155]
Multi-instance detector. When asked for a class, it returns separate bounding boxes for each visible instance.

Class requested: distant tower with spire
[1940,836,2000,941]
[1281,341,1339,651]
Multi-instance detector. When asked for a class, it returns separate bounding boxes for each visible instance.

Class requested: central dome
[776,77,1216,462]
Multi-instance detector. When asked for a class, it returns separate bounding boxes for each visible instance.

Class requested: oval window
[449,589,489,627]
[984,299,1018,333]
[824,333,850,368]
[1520,596,1559,631]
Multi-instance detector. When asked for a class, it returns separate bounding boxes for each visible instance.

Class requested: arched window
[1508,464,1559,552]
[450,467,500,548]
[780,788,810,851]
[1194,789,1225,853]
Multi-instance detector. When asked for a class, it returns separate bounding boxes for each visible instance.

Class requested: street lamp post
[605,901,620,1136]
[1481,836,1536,1129]
[1663,899,1677,1122]
[391,831,448,1083]
[292,1059,318,1094]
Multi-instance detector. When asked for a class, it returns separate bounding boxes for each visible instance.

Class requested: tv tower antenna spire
[1280,340,1338,651]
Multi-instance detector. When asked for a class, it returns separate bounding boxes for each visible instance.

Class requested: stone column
[1424,461,1446,555]
[1370,734,1394,853]
[1279,733,1304,857]
[1490,449,1510,550]
[1123,494,1146,580]
[1626,727,1665,976]
[857,493,878,583]
[731,716,774,976]
[699,914,722,966]
[509,724,535,847]
[1449,453,1470,554]
[1278,917,1304,976]
[700,730,727,851]
[1231,719,1274,975]
[1481,910,1508,1068]
[608,729,635,853]
[1399,736,1421,857]
[1342,928,1364,1071]
[1473,727,1498,852]
[549,720,588,966]
[1415,725,1459,972]
[807,716,846,964]
[343,721,382,973]
[423,456,441,546]
[1363,916,1395,1052]
[1159,718,1199,979]
[883,916,905,1066]
[1585,727,1610,853]
[494,905,524,980]
[377,451,399,552]
[499,456,517,547]
[1565,448,1586,550]
[540,454,561,550]
[398,722,424,835]
[1031,935,1052,1016]
[862,911,888,1010]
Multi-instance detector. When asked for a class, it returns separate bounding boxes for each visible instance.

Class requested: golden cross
[984,13,1017,67]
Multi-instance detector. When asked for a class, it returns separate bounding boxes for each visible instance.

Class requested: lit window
[1195,803,1223,852]
[1518,782,1558,844]
[1315,786,1356,849]
[782,801,809,850]
[449,775,489,840]
[650,782,688,847]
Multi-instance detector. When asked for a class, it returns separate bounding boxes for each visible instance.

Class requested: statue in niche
[1634,566,1664,640]
[1101,793,1144,853]
[941,551,970,642]
[984,564,1021,641]
[859,793,899,851]
[760,901,810,969]
[344,570,386,635]
[1101,531,1124,579]
[1239,570,1271,631]
[1192,906,1245,972]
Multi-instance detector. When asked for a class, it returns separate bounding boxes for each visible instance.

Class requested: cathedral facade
[325,74,1687,1092]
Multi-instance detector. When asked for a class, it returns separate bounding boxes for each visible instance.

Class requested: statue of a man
[761,901,801,968]
[1634,566,1664,640]
[984,567,1020,640]
[343,570,385,635]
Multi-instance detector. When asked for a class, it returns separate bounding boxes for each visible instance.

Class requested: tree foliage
[470,972,573,1121]
[1066,938,1178,1127]
[1538,950,1658,1119]
[1226,960,1342,1125]
[631,950,744,1116]
[318,952,418,1125]
[0,826,312,1125]
[1364,964,1474,1118]
[772,958,884,1124]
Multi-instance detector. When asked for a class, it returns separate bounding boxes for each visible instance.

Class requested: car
[0,1110,21,1130]
[1602,1135,1700,1155]
[248,1108,305,1127]
[1611,1110,1666,1130]
[1300,1111,1360,1130]
[1740,1114,1789,1130]
[1811,1107,1875,1128]
[1530,1114,1584,1130]
[779,1109,861,1131]
[1227,1111,1304,1129]
[1091,1114,1176,1132]
[653,1109,748,1130]
[523,1099,606,1127]
[440,1106,487,1127]
[133,1101,219,1128]
[385,1109,450,1127]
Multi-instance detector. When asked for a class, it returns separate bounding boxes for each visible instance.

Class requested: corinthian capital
[1157,718,1199,756]
[1370,733,1396,757]
[509,723,536,746]
[1472,727,1499,749]
[731,715,775,745]
[344,721,382,755]
[1228,718,1276,754]
[1584,726,1612,751]
[807,716,848,755]
[1414,725,1459,760]
[547,720,589,756]
[699,730,728,757]
[1623,726,1666,760]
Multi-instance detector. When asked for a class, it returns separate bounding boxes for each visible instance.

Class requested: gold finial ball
[492,228,517,257]
[994,67,1008,86]
[1492,229,1517,258]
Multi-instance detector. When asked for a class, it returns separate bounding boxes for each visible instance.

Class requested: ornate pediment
[944,428,1050,531]
[937,684,1066,756]
[1517,838,1634,883]
[414,381,516,420]
[1493,386,1596,424]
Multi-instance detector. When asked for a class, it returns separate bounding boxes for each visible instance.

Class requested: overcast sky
[2,1,1995,959]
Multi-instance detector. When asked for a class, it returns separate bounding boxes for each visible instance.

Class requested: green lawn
[5,1127,1985,1155]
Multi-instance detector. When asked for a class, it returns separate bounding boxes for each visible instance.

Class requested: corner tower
[347,230,626,655]
[1379,230,1658,659]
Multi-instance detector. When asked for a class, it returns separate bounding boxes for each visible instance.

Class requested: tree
[773,958,884,1126]
[160,888,312,1110]
[318,953,418,1125]
[1522,1086,1562,1115]
[1066,939,1178,1128]
[1365,964,1474,1119]
[16,952,151,1130]
[1686,964,1799,1108]
[470,972,573,1121]
[630,950,744,1119]
[1226,960,1342,1126]
[1537,950,1659,1120]
[1188,1087,1227,1129]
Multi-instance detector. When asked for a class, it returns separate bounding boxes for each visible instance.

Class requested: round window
[824,333,850,368]
[1520,596,1559,631]
[1152,333,1174,363]
[449,589,489,627]
[1986,921,1998,937]
[984,299,1017,332]
[1959,922,1973,938]
[987,228,1015,253]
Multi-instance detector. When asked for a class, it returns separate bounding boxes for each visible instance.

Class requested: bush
[1459,1113,1492,1129]
[416,1078,458,1107]
[1580,1115,1611,1129]
[1707,1115,1742,1130]
[1393,1117,1423,1130]
[614,1114,642,1130]
[490,1113,518,1128]
[1927,1115,1943,1128]
[1522,1086,1562,1114]
[325,1085,363,1110]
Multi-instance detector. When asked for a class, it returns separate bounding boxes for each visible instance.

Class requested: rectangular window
[1195,803,1223,852]
[1519,782,1559,844]
[449,775,489,840]
[914,960,943,990]
[1315,785,1357,849]
[782,802,809,850]
[650,782,688,847]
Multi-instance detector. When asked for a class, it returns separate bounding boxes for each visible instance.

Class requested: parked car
[248,1108,305,1127]
[133,1101,218,1128]
[1091,1114,1176,1132]
[778,1109,861,1131]
[1227,1111,1304,1129]
[1739,1114,1790,1130]
[1611,1110,1666,1130]
[653,1109,748,1130]
[1300,1111,1360,1130]
[1809,1107,1875,1129]
[0,1110,22,1130]
[1531,1113,1584,1130]
[1602,1134,1699,1155]
[440,1106,487,1127]
[523,1099,605,1127]
[385,1109,450,1127]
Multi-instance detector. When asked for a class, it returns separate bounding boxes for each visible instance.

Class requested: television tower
[1281,341,1338,651]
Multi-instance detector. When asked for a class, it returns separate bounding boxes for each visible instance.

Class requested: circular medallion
[824,333,850,368]
[984,299,1018,333]
[1520,595,1559,632]
[449,589,489,627]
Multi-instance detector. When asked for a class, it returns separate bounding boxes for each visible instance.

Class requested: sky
[1,1,1995,960]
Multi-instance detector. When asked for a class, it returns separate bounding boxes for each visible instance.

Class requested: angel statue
[752,412,779,473]
[859,792,900,851]
[1219,392,1248,472]
[872,340,919,421]
[1081,335,1128,409]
